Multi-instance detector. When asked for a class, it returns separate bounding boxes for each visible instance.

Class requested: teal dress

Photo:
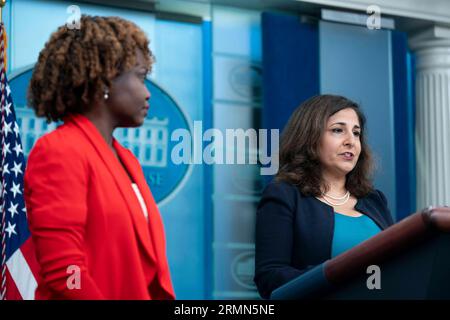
[331,212,381,258]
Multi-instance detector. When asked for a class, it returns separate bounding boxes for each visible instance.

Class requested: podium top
[324,206,450,285]
[427,206,450,230]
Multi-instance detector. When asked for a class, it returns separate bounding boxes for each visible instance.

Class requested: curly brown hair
[28,15,154,122]
[276,94,375,198]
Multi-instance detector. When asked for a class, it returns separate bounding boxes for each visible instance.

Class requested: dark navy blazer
[254,181,394,299]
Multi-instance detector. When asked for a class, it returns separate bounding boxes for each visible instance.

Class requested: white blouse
[131,183,149,221]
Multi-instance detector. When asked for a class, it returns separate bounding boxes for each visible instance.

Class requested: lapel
[68,114,157,264]
[355,199,388,230]
[114,140,175,297]
[113,140,168,270]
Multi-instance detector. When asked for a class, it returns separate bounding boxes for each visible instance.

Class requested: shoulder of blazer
[28,122,88,164]
[258,180,300,211]
[361,189,388,209]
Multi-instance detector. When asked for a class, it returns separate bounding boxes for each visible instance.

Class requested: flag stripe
[6,248,37,300]
[5,267,22,300]
[18,237,40,281]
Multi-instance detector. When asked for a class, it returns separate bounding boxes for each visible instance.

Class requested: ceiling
[78,0,448,34]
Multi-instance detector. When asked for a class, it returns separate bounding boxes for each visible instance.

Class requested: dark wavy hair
[275,94,375,198]
[28,15,154,122]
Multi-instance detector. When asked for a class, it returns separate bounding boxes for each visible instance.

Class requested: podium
[271,207,450,300]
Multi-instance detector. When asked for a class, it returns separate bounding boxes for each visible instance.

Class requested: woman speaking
[254,95,394,299]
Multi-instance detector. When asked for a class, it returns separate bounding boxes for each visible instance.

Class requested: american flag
[1,23,38,300]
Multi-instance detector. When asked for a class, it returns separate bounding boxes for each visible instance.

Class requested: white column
[410,26,450,209]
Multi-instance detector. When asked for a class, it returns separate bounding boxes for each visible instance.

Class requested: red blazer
[24,114,175,300]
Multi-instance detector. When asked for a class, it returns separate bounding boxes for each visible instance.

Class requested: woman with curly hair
[254,94,394,299]
[24,15,175,300]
